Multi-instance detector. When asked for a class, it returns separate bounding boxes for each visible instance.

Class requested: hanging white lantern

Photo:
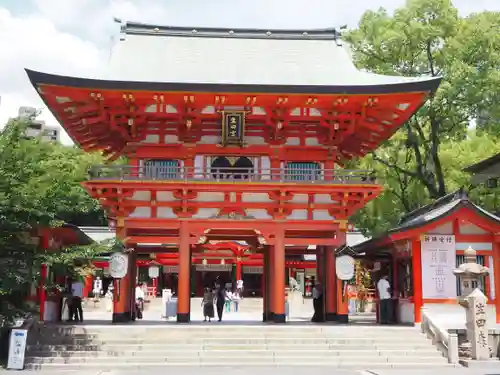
[202,258,207,266]
[220,259,225,265]
[148,261,160,278]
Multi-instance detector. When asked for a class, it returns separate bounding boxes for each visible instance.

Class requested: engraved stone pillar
[453,246,490,360]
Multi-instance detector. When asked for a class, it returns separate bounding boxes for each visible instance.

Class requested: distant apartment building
[18,106,60,142]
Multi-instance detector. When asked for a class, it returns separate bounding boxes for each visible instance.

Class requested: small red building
[27,22,440,323]
[353,190,500,324]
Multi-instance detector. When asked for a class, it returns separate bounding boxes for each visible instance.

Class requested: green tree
[0,117,109,323]
[346,0,500,201]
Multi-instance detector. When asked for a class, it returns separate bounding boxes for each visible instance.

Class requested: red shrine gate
[26,22,441,323]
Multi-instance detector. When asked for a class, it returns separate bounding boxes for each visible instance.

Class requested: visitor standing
[201,287,215,322]
[224,288,233,312]
[232,289,241,312]
[311,282,323,322]
[135,282,145,319]
[71,279,84,322]
[377,274,392,324]
[215,286,226,322]
[236,278,244,297]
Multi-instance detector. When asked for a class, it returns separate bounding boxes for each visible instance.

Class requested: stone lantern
[452,246,490,360]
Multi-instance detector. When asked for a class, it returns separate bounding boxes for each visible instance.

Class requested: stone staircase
[24,324,458,370]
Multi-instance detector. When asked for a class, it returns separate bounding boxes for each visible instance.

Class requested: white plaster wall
[260,157,271,180]
[144,104,157,112]
[305,138,319,146]
[246,209,272,219]
[427,222,453,234]
[287,209,308,220]
[244,136,266,145]
[285,137,300,145]
[241,193,272,203]
[195,192,225,202]
[459,222,488,234]
[252,107,266,115]
[131,191,151,200]
[140,134,160,143]
[130,207,151,218]
[157,207,176,218]
[314,194,335,204]
[164,135,179,144]
[313,210,334,220]
[192,208,219,219]
[199,135,220,144]
[202,106,215,114]
[165,105,177,113]
[156,191,175,201]
[290,194,308,203]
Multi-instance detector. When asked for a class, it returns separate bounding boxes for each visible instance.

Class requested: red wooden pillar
[235,262,242,281]
[84,275,92,298]
[112,252,134,323]
[316,248,324,284]
[177,222,191,323]
[39,264,48,321]
[412,238,423,323]
[273,227,286,323]
[262,248,269,321]
[325,246,337,321]
[336,277,349,323]
[494,241,500,323]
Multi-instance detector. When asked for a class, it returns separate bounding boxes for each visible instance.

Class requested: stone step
[28,342,435,352]
[24,362,457,371]
[25,355,449,365]
[27,349,442,358]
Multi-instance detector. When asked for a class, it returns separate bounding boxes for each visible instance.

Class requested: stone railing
[421,308,459,364]
[88,165,378,185]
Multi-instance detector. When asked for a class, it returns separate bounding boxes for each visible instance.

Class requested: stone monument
[452,246,490,360]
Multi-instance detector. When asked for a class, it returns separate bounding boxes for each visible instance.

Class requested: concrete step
[24,362,457,371]
[25,355,449,365]
[27,349,442,358]
[28,343,436,352]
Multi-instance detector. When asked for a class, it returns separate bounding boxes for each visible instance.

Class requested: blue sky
[1,0,499,144]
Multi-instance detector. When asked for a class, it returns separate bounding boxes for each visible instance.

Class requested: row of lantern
[108,252,228,280]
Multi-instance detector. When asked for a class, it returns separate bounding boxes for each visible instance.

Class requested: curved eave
[352,200,500,255]
[26,69,442,96]
[389,201,500,241]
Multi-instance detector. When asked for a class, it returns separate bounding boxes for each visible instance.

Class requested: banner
[421,234,456,299]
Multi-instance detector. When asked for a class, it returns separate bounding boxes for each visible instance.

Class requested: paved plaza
[7,367,500,374]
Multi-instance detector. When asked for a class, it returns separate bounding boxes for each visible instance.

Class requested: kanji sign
[221,111,245,146]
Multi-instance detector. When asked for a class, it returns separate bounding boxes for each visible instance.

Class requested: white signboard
[109,252,128,279]
[242,266,263,274]
[336,255,355,280]
[195,264,232,272]
[7,329,28,370]
[421,234,456,299]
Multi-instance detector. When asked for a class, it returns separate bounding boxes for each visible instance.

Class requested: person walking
[201,287,215,322]
[377,274,393,324]
[311,282,323,323]
[70,279,84,322]
[215,286,226,322]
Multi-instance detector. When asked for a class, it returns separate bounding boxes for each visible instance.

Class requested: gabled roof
[352,190,500,254]
[99,22,441,92]
[463,153,500,174]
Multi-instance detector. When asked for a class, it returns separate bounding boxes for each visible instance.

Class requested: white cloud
[1,0,499,145]
[0,7,104,144]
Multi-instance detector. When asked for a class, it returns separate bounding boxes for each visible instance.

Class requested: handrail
[421,308,459,364]
[88,165,378,185]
